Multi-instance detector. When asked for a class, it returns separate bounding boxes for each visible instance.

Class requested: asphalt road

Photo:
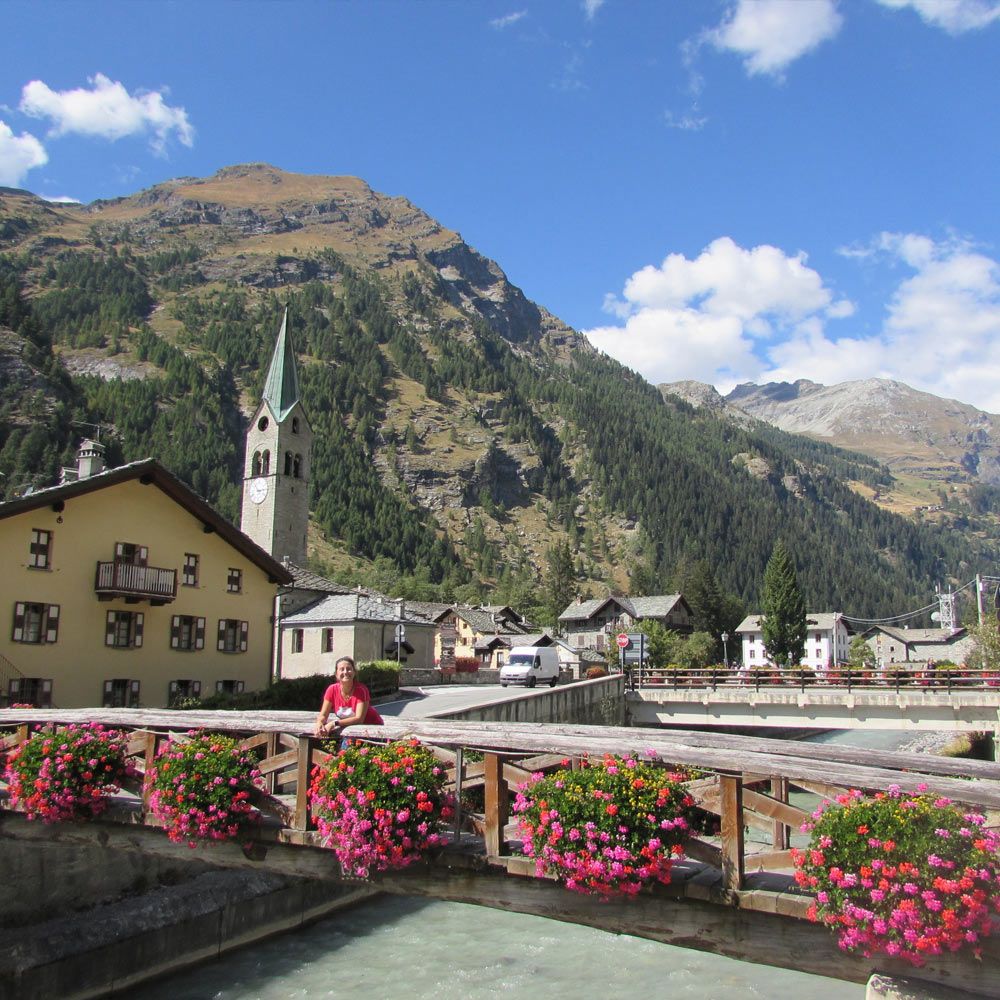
[377,683,532,719]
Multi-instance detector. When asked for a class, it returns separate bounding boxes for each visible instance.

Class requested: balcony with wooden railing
[94,561,177,604]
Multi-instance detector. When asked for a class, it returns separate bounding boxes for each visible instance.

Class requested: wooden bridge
[2,708,999,996]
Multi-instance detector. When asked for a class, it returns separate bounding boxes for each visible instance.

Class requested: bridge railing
[2,709,999,918]
[625,662,1000,692]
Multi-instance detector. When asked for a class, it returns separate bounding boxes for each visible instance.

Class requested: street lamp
[721,631,730,669]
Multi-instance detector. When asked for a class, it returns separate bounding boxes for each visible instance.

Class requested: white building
[736,613,851,671]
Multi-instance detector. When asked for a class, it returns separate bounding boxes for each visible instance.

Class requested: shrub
[358,660,402,695]
[454,656,481,673]
[513,755,695,896]
[308,739,454,877]
[4,723,132,823]
[793,786,1000,965]
[585,666,608,679]
[146,733,263,846]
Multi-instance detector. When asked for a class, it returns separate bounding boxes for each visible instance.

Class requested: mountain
[0,165,992,617]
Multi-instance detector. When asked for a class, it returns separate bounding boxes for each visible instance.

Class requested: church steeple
[240,309,312,566]
[261,307,301,421]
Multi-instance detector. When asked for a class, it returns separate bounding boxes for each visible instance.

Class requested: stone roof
[450,607,531,636]
[285,563,356,595]
[737,613,845,633]
[559,594,687,622]
[282,593,432,627]
[864,626,968,644]
[404,601,454,623]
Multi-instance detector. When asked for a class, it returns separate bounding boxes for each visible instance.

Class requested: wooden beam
[484,752,509,858]
[742,787,809,831]
[293,736,311,832]
[257,748,299,775]
[720,775,745,893]
[770,777,790,850]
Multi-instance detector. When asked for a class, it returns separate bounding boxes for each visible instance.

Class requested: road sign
[616,633,630,649]
[394,624,406,644]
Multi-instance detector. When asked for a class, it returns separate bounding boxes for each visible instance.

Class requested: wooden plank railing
[94,561,177,601]
[1,709,999,920]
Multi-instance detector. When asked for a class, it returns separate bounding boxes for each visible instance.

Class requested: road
[377,683,532,719]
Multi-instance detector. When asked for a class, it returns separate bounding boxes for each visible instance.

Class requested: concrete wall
[431,675,625,726]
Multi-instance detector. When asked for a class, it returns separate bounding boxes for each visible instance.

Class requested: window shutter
[12,602,25,642]
[134,613,144,648]
[170,615,180,649]
[8,679,19,696]
[115,542,125,560]
[138,546,148,566]
[106,611,116,646]
[169,681,178,694]
[40,680,52,707]
[192,680,201,696]
[215,680,223,693]
[195,618,205,650]
[217,620,226,651]
[236,681,245,693]
[104,680,113,694]
[130,680,141,705]
[45,605,59,644]
[239,621,248,652]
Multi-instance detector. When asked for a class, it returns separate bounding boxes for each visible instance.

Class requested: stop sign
[616,633,630,649]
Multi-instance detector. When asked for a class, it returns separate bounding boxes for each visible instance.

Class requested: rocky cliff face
[726,378,1000,486]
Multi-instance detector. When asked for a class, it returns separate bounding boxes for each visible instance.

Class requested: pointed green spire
[262,307,301,422]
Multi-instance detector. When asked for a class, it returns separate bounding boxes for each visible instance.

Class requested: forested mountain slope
[0,165,990,616]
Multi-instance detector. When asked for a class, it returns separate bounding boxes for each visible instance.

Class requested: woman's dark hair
[335,656,356,670]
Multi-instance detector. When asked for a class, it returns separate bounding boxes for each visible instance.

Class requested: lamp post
[721,631,730,670]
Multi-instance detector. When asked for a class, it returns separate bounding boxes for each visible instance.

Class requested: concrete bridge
[2,702,999,998]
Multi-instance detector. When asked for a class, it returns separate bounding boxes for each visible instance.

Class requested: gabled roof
[737,612,845,633]
[281,593,434,626]
[406,601,454,623]
[0,459,292,586]
[862,626,968,645]
[286,563,356,595]
[262,308,301,422]
[435,605,531,635]
[559,594,689,623]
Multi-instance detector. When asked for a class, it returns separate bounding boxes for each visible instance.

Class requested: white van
[499,645,560,688]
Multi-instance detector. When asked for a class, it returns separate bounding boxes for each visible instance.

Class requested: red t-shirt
[322,682,383,725]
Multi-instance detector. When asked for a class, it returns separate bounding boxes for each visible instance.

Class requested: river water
[132,729,935,1000]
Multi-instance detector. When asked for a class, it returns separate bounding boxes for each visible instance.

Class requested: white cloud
[20,73,193,153]
[664,110,708,131]
[41,194,82,204]
[490,10,527,29]
[582,0,605,20]
[585,237,849,388]
[876,0,1000,33]
[709,0,843,77]
[0,121,47,187]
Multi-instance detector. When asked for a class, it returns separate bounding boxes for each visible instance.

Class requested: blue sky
[3,0,1000,410]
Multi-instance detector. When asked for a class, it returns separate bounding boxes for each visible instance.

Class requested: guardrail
[94,561,177,601]
[622,663,1000,692]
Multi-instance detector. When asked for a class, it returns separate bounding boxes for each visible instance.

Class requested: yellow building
[0,452,292,708]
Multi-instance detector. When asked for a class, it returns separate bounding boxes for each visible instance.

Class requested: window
[292,628,304,653]
[168,679,202,704]
[218,619,248,653]
[292,417,300,433]
[284,451,293,475]
[322,628,334,653]
[12,602,59,644]
[215,680,246,695]
[7,677,52,707]
[227,568,243,593]
[749,650,756,660]
[182,553,199,587]
[105,610,144,648]
[293,454,302,478]
[103,679,140,708]
[29,529,52,569]
[115,542,147,566]
[170,615,205,651]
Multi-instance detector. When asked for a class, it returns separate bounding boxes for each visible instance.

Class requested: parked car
[500,646,560,688]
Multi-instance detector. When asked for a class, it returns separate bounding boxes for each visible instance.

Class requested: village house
[558,594,693,653]
[432,604,538,669]
[861,626,973,666]
[736,613,851,671]
[0,443,292,709]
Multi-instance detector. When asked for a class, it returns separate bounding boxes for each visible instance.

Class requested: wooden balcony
[94,561,177,604]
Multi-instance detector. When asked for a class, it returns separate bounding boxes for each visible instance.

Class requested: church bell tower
[240,308,312,566]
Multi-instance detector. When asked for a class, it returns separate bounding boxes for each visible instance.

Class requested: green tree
[675,631,718,669]
[760,541,806,668]
[542,540,576,630]
[965,619,1000,672]
[638,620,680,669]
[847,635,876,670]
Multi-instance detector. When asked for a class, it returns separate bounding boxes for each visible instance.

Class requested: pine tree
[542,540,576,631]
[761,541,806,668]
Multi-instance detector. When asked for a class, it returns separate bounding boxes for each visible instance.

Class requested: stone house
[558,594,693,653]
[432,604,536,669]
[861,626,973,666]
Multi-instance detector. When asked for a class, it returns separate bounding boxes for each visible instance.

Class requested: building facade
[862,626,973,666]
[736,613,851,671]
[558,594,693,652]
[1,453,291,709]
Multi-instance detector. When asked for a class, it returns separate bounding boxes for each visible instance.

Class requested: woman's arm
[334,694,369,729]
[314,697,335,737]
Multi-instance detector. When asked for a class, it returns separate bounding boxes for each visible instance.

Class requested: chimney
[76,439,106,480]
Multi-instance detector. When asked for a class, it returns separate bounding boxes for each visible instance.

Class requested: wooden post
[453,747,464,842]
[770,776,789,849]
[294,736,313,832]
[484,752,509,857]
[720,775,745,893]
[141,731,159,816]
[265,732,279,795]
